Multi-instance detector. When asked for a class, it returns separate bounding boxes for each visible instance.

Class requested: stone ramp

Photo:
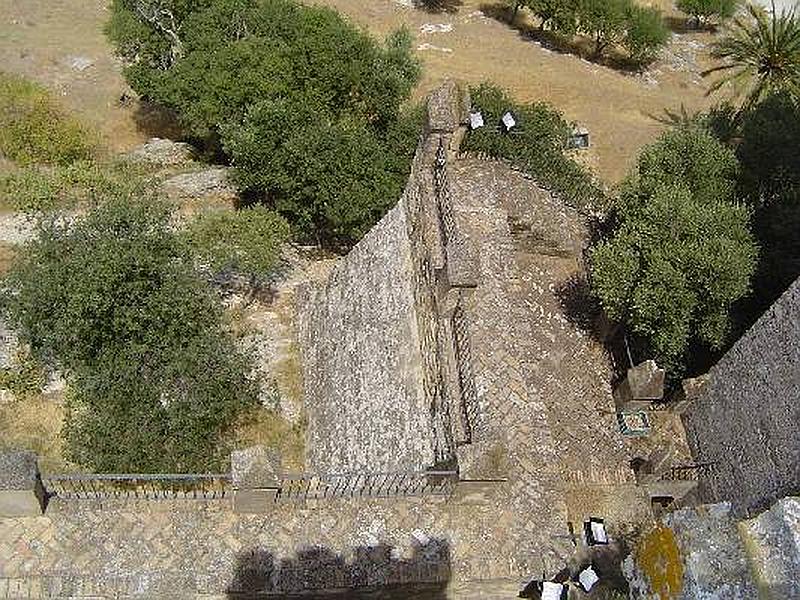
[297,202,436,473]
[449,158,633,487]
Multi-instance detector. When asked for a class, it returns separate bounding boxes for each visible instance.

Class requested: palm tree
[703,1,800,111]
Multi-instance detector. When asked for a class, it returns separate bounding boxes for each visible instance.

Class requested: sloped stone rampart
[682,277,800,517]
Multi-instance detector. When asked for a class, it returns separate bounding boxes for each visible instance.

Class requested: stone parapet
[0,451,46,517]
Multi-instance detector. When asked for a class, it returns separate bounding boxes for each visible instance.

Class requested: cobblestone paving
[0,158,646,598]
[1,493,553,598]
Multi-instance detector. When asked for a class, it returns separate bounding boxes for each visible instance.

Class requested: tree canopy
[108,0,422,246]
[509,0,668,65]
[2,195,259,472]
[676,0,739,28]
[590,127,757,373]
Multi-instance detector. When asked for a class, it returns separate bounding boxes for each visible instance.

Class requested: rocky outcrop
[626,497,800,600]
[127,137,196,166]
[161,167,237,201]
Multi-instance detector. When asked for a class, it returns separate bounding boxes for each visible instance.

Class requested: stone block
[452,479,502,505]
[0,451,46,516]
[613,360,665,410]
[427,80,460,133]
[233,488,279,514]
[231,446,281,489]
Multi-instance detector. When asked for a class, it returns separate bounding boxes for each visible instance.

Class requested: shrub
[677,0,739,27]
[186,206,290,275]
[624,4,670,64]
[0,71,92,166]
[528,0,578,33]
[590,127,758,373]
[463,83,605,212]
[578,0,629,58]
[107,0,422,246]
[2,195,258,472]
[0,160,149,214]
[225,100,422,246]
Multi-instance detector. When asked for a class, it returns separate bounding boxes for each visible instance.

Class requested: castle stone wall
[683,277,800,517]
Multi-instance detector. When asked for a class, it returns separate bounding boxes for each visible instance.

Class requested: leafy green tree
[224,98,421,246]
[704,2,800,110]
[732,94,800,313]
[528,0,578,33]
[107,0,421,246]
[0,71,93,166]
[677,0,739,28]
[590,127,757,373]
[577,0,629,57]
[2,195,258,471]
[186,206,290,276]
[623,4,670,64]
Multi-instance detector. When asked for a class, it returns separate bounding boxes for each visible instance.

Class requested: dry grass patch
[0,394,75,472]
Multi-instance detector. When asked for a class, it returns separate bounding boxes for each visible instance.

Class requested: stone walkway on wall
[0,157,649,598]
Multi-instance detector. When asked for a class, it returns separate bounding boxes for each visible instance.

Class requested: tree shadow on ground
[555,273,599,336]
[478,2,646,73]
[554,273,648,385]
[226,539,451,599]
[413,0,464,14]
[130,98,183,141]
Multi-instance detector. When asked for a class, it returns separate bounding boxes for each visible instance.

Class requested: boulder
[161,167,237,201]
[128,138,196,166]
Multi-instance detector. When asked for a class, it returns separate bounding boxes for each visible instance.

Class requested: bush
[2,195,258,472]
[590,127,757,373]
[186,206,291,275]
[0,160,149,214]
[677,0,738,27]
[0,71,92,166]
[509,0,668,65]
[463,83,605,212]
[107,0,422,246]
[624,4,670,64]
[225,101,421,246]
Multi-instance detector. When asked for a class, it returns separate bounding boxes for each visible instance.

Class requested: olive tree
[2,196,259,472]
[590,127,757,373]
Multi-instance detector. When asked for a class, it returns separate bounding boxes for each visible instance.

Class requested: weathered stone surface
[0,317,18,371]
[739,496,800,598]
[231,446,281,489]
[0,451,38,491]
[0,451,45,517]
[627,497,800,600]
[162,167,237,201]
[627,502,759,600]
[297,200,436,472]
[626,360,665,401]
[427,79,461,133]
[127,137,196,165]
[682,276,800,517]
[0,213,35,245]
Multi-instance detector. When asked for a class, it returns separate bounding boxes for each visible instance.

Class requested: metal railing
[275,470,458,502]
[433,139,457,246]
[41,473,231,500]
[660,462,716,481]
[452,305,479,443]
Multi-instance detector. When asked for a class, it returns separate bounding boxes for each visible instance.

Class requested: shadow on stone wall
[226,538,451,599]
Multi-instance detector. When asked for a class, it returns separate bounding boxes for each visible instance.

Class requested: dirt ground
[0,0,719,183]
